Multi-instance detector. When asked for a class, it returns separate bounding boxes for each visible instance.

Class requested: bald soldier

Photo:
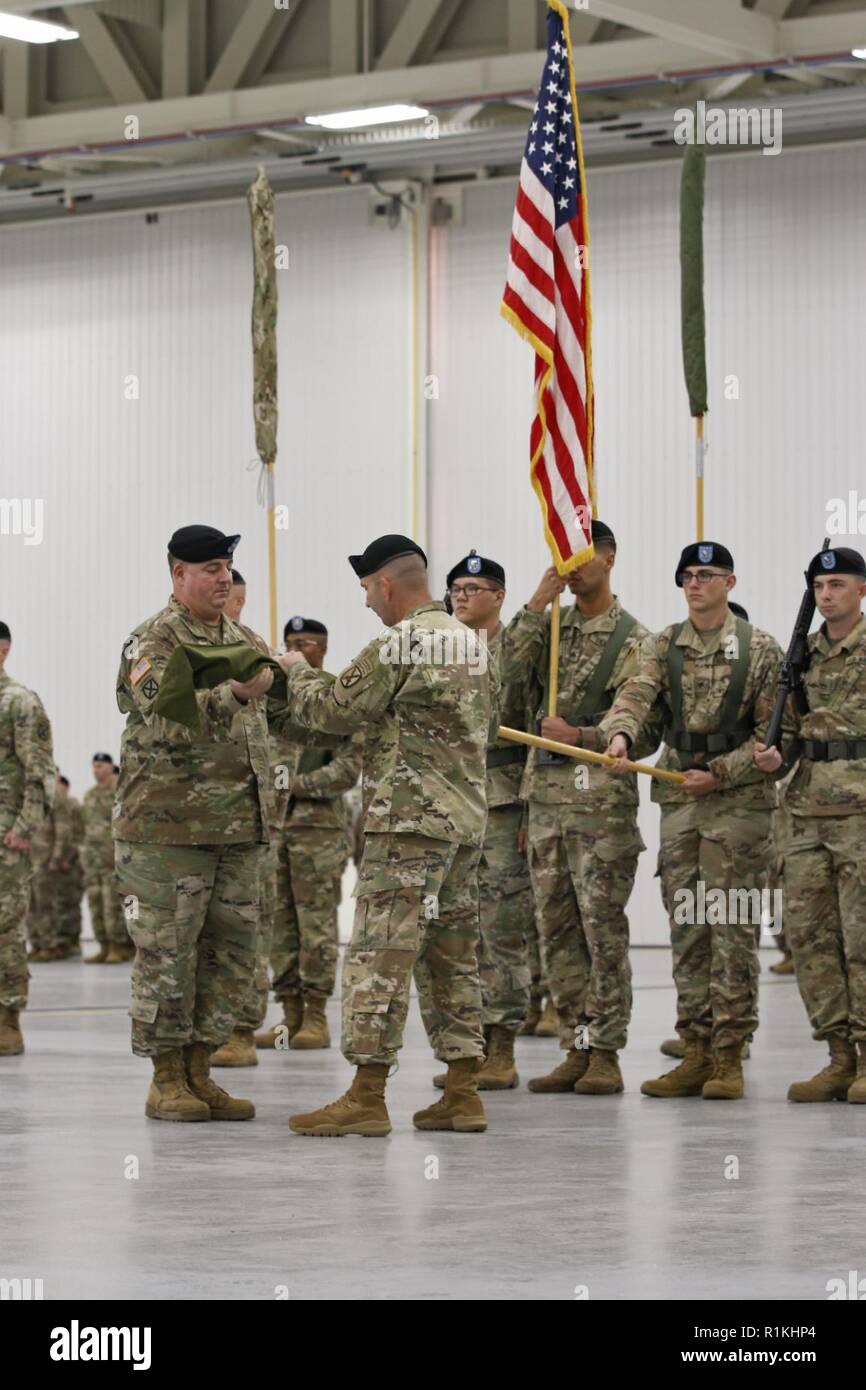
[604,542,785,1101]
[114,525,308,1122]
[755,546,866,1103]
[281,534,497,1138]
[0,620,55,1055]
[431,550,534,1091]
[224,569,247,623]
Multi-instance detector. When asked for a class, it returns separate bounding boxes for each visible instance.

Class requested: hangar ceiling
[1,0,866,222]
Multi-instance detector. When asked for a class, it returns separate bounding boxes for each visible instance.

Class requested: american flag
[500,0,594,573]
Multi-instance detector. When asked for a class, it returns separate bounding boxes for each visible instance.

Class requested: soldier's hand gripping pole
[763,537,828,750]
[498,726,686,786]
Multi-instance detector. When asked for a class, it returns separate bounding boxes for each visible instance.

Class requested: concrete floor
[1,948,862,1302]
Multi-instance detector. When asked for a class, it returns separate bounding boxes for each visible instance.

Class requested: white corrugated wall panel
[0,187,411,806]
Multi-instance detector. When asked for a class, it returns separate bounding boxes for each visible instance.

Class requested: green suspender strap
[573,611,639,724]
[665,617,753,763]
[297,746,332,776]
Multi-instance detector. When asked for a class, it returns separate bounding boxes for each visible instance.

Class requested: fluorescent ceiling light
[305,104,429,131]
[852,48,866,60]
[0,11,78,42]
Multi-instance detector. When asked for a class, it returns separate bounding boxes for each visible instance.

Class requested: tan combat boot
[118,942,137,962]
[84,945,109,964]
[28,949,50,962]
[0,1005,24,1056]
[145,1050,211,1121]
[528,1047,589,1093]
[660,1037,686,1058]
[788,1036,857,1103]
[702,1045,745,1100]
[104,942,127,963]
[519,994,543,1036]
[641,1037,713,1098]
[255,995,303,1050]
[290,996,331,1050]
[770,956,795,976]
[573,1048,624,1095]
[846,1044,866,1103]
[476,1026,519,1090]
[535,997,559,1038]
[184,1042,255,1120]
[289,1064,391,1137]
[211,1027,258,1068]
[413,1057,487,1132]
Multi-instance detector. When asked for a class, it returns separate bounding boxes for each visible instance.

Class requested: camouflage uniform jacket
[506,596,660,814]
[289,729,365,831]
[785,614,866,818]
[285,601,497,848]
[601,609,784,807]
[114,595,304,846]
[0,671,54,840]
[485,625,530,811]
[81,784,117,876]
[50,795,82,869]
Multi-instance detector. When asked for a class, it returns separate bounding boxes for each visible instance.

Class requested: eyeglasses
[283,637,324,650]
[447,584,500,598]
[681,570,730,586]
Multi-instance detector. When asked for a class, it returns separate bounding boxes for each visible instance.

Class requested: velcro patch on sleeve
[130,657,153,688]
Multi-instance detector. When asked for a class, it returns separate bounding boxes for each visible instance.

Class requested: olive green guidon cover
[154,643,287,731]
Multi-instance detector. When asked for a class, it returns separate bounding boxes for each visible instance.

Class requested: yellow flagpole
[266,462,277,649]
[499,726,686,786]
[696,415,705,541]
[548,594,560,715]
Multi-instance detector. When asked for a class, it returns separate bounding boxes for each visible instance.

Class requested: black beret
[728,602,749,621]
[168,525,240,563]
[0,622,9,642]
[446,550,505,589]
[591,519,616,547]
[284,616,328,639]
[59,776,69,788]
[349,534,427,579]
[807,546,866,584]
[675,541,734,587]
[92,752,114,764]
[231,569,246,585]
[113,765,120,775]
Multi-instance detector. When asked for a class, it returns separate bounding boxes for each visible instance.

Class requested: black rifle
[763,537,828,749]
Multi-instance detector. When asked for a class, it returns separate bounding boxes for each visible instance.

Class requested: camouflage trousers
[344,831,484,1067]
[115,840,263,1058]
[86,871,129,947]
[525,915,549,1000]
[478,803,533,1032]
[27,865,60,951]
[782,813,866,1044]
[529,803,641,1053]
[55,864,83,945]
[0,846,32,1009]
[270,822,344,1002]
[658,797,771,1051]
[238,839,278,1031]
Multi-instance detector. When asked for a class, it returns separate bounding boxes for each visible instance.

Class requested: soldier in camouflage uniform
[430,550,533,1092]
[284,534,496,1138]
[755,546,866,1103]
[215,618,362,1066]
[508,521,660,1098]
[81,753,130,964]
[224,568,247,623]
[0,620,55,1054]
[27,792,58,960]
[51,776,84,957]
[604,542,785,1101]
[114,524,309,1123]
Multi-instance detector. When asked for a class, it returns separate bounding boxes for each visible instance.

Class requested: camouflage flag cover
[680,139,708,419]
[247,166,278,467]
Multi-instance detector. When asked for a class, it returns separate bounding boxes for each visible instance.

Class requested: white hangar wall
[1,143,865,942]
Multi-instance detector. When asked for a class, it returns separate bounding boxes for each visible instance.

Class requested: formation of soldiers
[1,521,864,1130]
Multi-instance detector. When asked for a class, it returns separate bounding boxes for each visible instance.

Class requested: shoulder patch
[341,664,366,689]
[140,676,159,700]
[130,657,153,688]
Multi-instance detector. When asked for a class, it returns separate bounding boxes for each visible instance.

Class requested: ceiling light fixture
[305,104,429,130]
[851,48,866,60]
[0,11,78,43]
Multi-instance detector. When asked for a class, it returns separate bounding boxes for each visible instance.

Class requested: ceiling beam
[377,0,463,71]
[95,0,162,26]
[1,41,32,120]
[507,0,537,53]
[330,0,362,76]
[205,0,291,94]
[162,0,206,99]
[586,0,779,63]
[66,5,150,104]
